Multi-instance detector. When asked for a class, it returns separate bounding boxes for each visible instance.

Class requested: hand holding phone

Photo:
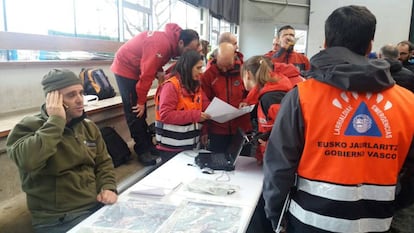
[45,91,66,120]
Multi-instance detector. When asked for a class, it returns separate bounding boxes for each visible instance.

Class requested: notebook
[195,128,247,171]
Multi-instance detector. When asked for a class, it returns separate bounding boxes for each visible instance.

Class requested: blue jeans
[114,74,153,155]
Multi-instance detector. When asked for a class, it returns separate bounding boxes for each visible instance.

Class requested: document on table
[129,178,182,196]
[205,97,255,123]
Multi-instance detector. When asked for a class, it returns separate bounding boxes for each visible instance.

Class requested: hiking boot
[137,151,158,166]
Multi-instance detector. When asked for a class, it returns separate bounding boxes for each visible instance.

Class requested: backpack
[80,68,116,100]
[100,127,131,167]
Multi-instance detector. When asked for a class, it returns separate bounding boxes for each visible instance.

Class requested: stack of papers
[205,97,255,123]
[129,178,182,196]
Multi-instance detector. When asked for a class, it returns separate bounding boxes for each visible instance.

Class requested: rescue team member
[271,25,310,75]
[241,56,293,233]
[263,5,414,233]
[241,56,293,164]
[155,50,211,163]
[111,23,200,166]
[201,42,252,153]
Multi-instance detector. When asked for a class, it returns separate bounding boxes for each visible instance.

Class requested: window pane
[74,0,118,40]
[210,16,220,45]
[220,20,230,33]
[5,0,74,35]
[153,0,170,30]
[0,0,4,31]
[186,2,199,31]
[170,0,187,29]
[294,29,307,54]
[122,7,149,40]
[125,0,150,8]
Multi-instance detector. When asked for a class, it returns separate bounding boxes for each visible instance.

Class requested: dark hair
[179,29,200,47]
[277,25,294,37]
[242,56,275,88]
[201,39,210,55]
[397,40,414,52]
[325,5,376,55]
[173,50,203,93]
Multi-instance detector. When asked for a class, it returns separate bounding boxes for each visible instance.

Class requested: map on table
[165,201,242,233]
[74,200,177,233]
[73,199,242,233]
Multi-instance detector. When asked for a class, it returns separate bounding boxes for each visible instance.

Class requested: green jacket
[6,105,117,225]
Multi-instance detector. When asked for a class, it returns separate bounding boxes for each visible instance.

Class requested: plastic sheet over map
[73,199,242,233]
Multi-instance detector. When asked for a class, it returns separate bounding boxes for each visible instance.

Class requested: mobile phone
[63,104,69,111]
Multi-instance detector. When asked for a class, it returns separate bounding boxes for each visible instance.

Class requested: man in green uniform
[7,68,118,233]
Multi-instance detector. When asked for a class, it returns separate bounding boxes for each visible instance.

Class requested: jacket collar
[308,47,395,92]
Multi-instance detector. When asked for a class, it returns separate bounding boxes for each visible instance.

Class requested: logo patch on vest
[344,102,381,137]
[332,92,393,138]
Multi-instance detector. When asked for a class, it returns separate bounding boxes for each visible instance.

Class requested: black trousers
[114,74,153,155]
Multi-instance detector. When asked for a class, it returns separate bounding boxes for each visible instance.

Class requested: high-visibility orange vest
[155,76,203,150]
[288,78,414,232]
[297,79,414,185]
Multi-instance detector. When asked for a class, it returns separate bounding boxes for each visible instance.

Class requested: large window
[122,0,151,40]
[0,0,238,61]
[0,0,5,31]
[4,0,117,40]
[74,0,118,40]
[210,16,220,46]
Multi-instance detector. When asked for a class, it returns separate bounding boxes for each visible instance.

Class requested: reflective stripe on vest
[289,199,392,233]
[297,177,395,202]
[155,76,203,150]
[292,79,414,232]
[155,121,201,149]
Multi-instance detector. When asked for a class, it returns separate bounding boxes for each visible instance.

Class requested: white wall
[0,63,116,115]
[239,0,413,60]
[307,0,413,58]
[239,0,310,58]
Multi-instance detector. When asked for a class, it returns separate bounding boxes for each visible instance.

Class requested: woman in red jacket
[155,50,211,162]
[242,56,293,164]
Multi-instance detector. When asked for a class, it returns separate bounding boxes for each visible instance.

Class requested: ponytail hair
[242,56,274,88]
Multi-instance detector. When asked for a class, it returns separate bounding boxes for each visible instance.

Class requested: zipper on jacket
[226,74,232,134]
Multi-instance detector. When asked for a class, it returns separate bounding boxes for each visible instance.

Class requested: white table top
[68,151,264,233]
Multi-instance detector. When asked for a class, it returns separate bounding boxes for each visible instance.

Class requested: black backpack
[100,127,131,167]
[80,68,116,100]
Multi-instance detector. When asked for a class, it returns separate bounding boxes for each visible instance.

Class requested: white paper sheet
[129,178,182,197]
[205,97,255,123]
